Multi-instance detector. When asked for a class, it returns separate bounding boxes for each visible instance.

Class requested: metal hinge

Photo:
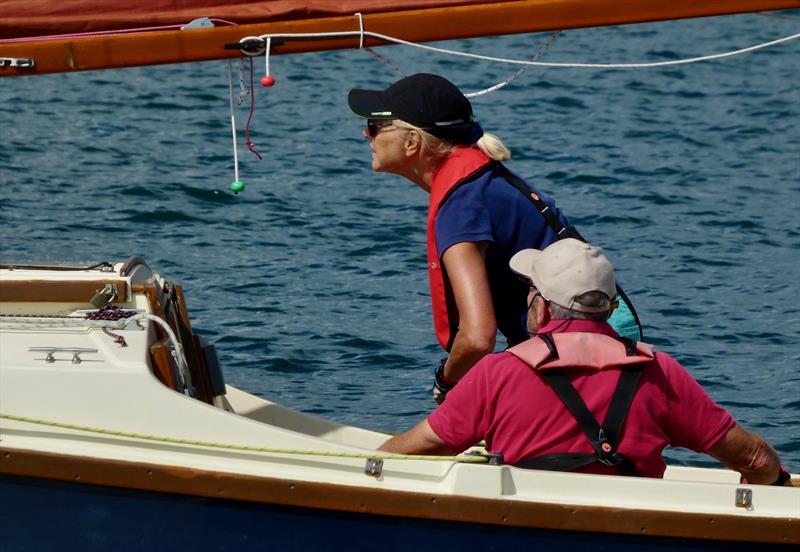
[735,487,753,509]
[364,458,384,478]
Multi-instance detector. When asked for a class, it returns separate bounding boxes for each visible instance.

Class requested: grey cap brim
[509,248,542,283]
[347,89,396,120]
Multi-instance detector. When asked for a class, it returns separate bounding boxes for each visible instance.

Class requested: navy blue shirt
[435,166,570,346]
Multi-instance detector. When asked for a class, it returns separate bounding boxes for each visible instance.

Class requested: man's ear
[536,300,551,328]
[530,298,550,330]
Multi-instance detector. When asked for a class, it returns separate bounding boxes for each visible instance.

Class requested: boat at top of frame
[0,0,798,77]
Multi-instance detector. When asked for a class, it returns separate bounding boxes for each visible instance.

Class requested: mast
[1,0,797,77]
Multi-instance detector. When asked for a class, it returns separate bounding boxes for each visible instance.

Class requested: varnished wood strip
[149,338,177,390]
[172,284,214,404]
[0,280,128,303]
[0,448,796,544]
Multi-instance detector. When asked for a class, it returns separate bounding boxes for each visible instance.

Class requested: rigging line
[466,31,560,98]
[226,60,241,184]
[237,59,248,106]
[254,30,800,69]
[362,47,405,76]
[244,58,262,160]
[0,413,488,464]
[355,12,365,49]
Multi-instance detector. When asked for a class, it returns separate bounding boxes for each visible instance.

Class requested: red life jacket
[507,332,654,371]
[426,147,492,351]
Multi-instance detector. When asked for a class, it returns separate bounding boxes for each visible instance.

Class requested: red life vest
[507,332,654,371]
[427,147,492,350]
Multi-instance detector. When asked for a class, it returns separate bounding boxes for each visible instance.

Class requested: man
[379,239,790,483]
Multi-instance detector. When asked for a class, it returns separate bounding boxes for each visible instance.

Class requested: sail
[1,0,797,76]
[0,1,517,39]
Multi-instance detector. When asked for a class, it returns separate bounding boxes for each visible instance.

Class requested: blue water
[1,12,798,468]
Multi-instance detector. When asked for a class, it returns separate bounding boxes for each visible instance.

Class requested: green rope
[0,413,488,464]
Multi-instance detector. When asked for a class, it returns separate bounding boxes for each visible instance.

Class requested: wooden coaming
[0,279,128,304]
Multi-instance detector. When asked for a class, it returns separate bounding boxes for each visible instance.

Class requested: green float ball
[230,180,245,194]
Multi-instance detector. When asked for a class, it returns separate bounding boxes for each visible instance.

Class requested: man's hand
[432,358,453,404]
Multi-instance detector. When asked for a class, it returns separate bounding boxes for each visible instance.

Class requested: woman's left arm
[439,241,497,385]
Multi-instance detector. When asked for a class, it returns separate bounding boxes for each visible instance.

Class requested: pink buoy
[260,75,276,87]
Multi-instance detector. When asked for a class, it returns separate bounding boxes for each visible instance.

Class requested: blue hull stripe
[0,474,790,552]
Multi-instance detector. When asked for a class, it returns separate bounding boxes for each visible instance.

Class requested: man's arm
[378,419,456,455]
[707,423,784,485]
[440,241,496,384]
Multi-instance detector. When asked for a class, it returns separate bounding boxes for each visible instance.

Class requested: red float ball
[260,75,276,87]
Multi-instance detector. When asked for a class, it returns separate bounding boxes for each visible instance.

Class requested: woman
[348,73,638,402]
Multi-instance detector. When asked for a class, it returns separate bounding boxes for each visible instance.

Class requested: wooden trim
[1,448,796,544]
[134,282,179,392]
[133,282,166,332]
[1,0,797,77]
[171,284,215,404]
[0,280,128,303]
[149,338,177,389]
[133,281,215,403]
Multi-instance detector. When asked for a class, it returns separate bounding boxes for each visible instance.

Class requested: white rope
[264,36,271,77]
[355,12,365,49]
[253,29,800,70]
[226,60,240,184]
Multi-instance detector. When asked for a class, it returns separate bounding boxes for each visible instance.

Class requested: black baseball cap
[348,73,482,144]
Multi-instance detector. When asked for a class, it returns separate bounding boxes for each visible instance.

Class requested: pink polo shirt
[428,320,735,477]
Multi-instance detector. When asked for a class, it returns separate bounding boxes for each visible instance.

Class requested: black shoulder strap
[517,335,644,475]
[492,161,643,340]
[602,339,642,445]
[521,367,642,475]
[492,161,581,241]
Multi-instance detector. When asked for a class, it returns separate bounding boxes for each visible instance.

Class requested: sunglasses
[366,119,395,138]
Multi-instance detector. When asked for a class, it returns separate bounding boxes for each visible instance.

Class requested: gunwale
[2,447,797,545]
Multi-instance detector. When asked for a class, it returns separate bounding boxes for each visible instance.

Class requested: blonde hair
[393,120,511,166]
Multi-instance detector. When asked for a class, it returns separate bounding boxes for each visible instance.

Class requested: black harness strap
[492,161,643,341]
[601,339,642,446]
[515,452,598,472]
[492,162,582,241]
[515,336,644,475]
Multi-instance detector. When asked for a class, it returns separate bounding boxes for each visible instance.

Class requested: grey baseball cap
[509,238,617,313]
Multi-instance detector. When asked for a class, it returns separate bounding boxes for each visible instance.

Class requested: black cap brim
[347,89,396,120]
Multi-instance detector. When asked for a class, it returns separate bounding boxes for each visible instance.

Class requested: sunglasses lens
[366,120,391,138]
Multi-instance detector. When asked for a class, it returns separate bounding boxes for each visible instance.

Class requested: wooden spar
[1,0,798,77]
